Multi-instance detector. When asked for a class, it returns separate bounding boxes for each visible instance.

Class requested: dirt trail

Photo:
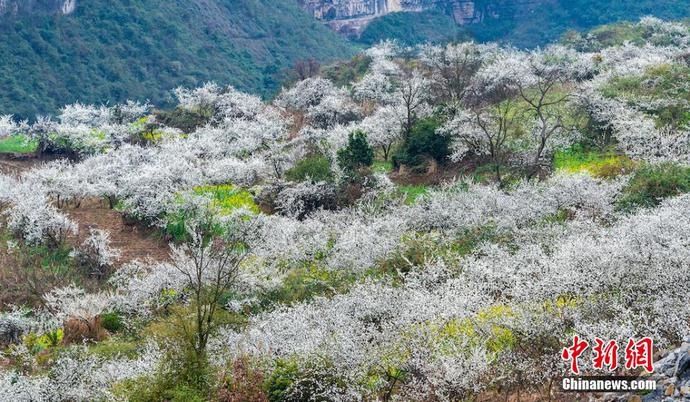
[0,155,170,265]
[65,199,170,266]
[0,155,44,176]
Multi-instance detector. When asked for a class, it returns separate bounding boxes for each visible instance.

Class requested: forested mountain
[3,0,690,118]
[355,0,690,46]
[0,0,356,118]
[5,17,690,401]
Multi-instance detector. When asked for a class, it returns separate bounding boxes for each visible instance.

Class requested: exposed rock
[623,341,690,401]
[0,316,24,346]
[297,0,493,37]
[0,0,76,17]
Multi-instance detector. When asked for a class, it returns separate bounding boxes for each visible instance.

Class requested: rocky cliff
[0,0,75,17]
[297,0,491,36]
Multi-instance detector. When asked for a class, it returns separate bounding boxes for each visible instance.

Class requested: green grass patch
[256,263,356,309]
[617,162,690,211]
[553,145,636,178]
[397,185,428,205]
[0,135,37,154]
[89,338,140,359]
[165,184,260,241]
[372,160,393,174]
[192,184,260,215]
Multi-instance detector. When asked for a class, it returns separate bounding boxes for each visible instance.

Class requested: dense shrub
[259,264,355,307]
[617,162,690,211]
[276,182,339,220]
[337,130,374,177]
[264,359,299,402]
[321,55,372,88]
[393,117,450,168]
[285,154,334,183]
[100,312,124,333]
[156,107,213,134]
[264,359,347,402]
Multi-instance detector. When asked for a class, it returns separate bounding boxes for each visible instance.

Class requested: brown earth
[0,153,47,175]
[389,159,479,186]
[64,198,170,266]
[0,155,170,266]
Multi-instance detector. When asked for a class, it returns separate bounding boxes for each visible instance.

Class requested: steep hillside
[466,0,690,47]
[0,0,356,118]
[303,0,690,47]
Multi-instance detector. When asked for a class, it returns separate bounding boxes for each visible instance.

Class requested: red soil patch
[0,156,170,266]
[0,154,46,175]
[64,198,170,266]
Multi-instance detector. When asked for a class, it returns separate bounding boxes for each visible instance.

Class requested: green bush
[100,312,124,333]
[617,163,690,211]
[393,117,450,168]
[264,359,299,402]
[263,359,346,402]
[337,130,374,176]
[285,154,334,183]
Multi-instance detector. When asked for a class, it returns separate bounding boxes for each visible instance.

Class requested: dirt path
[0,155,170,265]
[65,199,170,266]
[0,155,43,176]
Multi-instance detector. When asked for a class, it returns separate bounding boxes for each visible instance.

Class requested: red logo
[624,337,654,373]
[561,335,589,374]
[562,336,654,375]
[592,338,619,371]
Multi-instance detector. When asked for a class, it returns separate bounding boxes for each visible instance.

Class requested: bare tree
[170,206,253,362]
[422,43,484,104]
[445,81,521,186]
[469,99,520,186]
[515,57,571,175]
[294,58,321,81]
[395,70,431,140]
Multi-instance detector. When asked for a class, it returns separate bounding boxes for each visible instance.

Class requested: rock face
[297,0,491,36]
[0,0,76,17]
[608,338,690,401]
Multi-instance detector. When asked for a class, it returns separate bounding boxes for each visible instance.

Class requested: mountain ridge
[0,0,356,118]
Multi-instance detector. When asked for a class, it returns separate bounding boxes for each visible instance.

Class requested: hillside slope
[0,0,356,118]
[354,0,690,47]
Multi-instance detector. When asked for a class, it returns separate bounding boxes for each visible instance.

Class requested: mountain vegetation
[0,0,356,119]
[359,0,690,47]
[2,17,690,400]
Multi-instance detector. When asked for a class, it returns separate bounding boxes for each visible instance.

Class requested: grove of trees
[2,16,690,401]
